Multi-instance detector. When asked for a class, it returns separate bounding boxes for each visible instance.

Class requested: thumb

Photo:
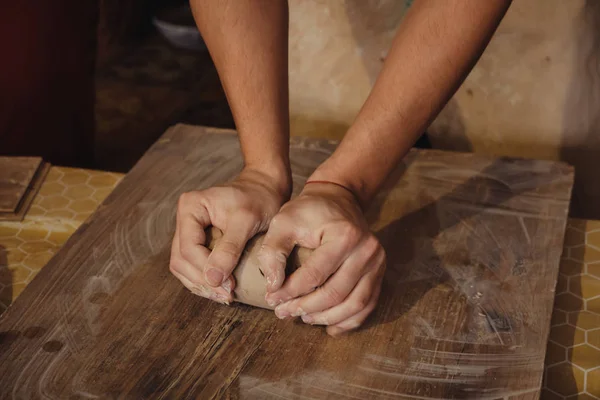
[205,218,255,287]
[258,218,296,294]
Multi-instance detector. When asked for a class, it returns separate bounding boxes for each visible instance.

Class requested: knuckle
[365,238,387,272]
[344,319,362,331]
[270,213,292,230]
[350,294,370,314]
[269,214,283,227]
[218,240,242,257]
[236,208,258,223]
[177,191,193,208]
[363,235,382,256]
[212,240,242,266]
[177,192,202,217]
[179,245,195,263]
[321,285,345,305]
[168,262,180,276]
[303,266,325,288]
[278,201,296,214]
[339,222,362,245]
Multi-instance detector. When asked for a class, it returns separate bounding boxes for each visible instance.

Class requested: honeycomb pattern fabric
[0,169,599,396]
[0,167,122,311]
[542,219,600,399]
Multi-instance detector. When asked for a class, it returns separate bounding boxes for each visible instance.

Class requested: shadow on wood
[365,158,569,332]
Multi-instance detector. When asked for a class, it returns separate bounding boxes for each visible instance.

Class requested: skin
[172,0,512,336]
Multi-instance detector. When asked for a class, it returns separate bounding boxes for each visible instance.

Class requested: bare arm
[310,0,512,207]
[191,0,291,193]
[261,0,512,335]
[170,1,291,300]
[178,0,512,334]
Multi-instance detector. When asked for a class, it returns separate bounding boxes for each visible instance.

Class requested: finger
[178,217,212,281]
[173,220,235,293]
[178,196,211,271]
[267,239,349,308]
[170,232,233,303]
[171,268,233,304]
[258,215,297,295]
[327,266,384,336]
[273,243,378,317]
[299,260,384,327]
[326,280,381,337]
[205,213,257,287]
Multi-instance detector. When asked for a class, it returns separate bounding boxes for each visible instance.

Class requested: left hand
[169,167,290,304]
[258,182,386,336]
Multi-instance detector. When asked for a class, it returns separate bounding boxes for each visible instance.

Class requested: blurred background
[1,0,600,219]
[0,0,234,172]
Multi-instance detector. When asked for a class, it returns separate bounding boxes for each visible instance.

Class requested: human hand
[170,167,290,304]
[258,181,386,336]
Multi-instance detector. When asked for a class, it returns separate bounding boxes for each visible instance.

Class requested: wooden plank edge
[0,162,51,222]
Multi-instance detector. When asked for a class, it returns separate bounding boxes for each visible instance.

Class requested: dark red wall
[0,1,98,167]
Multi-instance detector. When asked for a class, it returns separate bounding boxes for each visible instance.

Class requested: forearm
[191,0,290,191]
[310,0,511,207]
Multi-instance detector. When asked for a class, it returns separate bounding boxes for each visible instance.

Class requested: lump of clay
[206,227,311,309]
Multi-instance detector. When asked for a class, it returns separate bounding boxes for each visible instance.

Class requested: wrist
[243,158,292,200]
[304,179,364,210]
[308,162,371,209]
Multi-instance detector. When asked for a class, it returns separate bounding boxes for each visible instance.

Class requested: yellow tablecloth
[543,220,600,399]
[0,167,122,308]
[0,167,598,398]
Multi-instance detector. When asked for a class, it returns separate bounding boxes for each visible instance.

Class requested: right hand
[169,167,290,304]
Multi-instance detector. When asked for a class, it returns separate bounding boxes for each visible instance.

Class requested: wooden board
[0,161,50,221]
[0,125,574,399]
[0,157,42,212]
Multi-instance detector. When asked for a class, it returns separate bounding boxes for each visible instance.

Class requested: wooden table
[0,125,578,398]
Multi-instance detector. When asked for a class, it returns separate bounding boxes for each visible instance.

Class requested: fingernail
[265,294,282,308]
[265,274,277,292]
[291,308,306,317]
[258,250,285,291]
[215,295,231,305]
[275,304,290,319]
[266,297,277,308]
[221,278,232,293]
[206,268,223,286]
[314,316,329,325]
[301,315,313,324]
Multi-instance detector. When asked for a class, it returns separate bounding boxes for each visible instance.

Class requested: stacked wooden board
[0,157,50,221]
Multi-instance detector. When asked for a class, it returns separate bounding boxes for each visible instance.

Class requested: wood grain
[0,125,574,399]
